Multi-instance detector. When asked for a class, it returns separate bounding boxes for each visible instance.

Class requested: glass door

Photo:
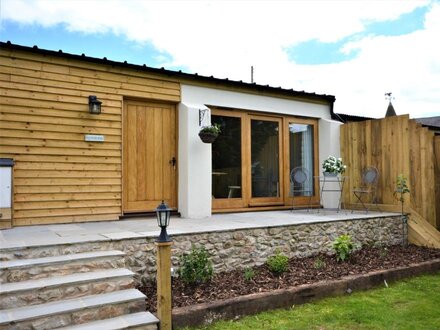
[211,110,246,209]
[284,118,319,207]
[248,116,283,206]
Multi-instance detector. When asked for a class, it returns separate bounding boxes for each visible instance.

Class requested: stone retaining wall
[2,216,403,285]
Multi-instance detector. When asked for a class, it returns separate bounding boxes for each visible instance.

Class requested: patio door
[123,100,177,213]
[284,118,319,207]
[212,108,319,211]
[248,116,283,206]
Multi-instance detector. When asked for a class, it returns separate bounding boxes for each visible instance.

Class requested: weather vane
[385,92,395,102]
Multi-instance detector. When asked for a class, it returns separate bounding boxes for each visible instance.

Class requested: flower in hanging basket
[322,156,346,174]
[199,124,221,143]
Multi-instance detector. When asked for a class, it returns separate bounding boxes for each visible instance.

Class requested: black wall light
[88,95,102,114]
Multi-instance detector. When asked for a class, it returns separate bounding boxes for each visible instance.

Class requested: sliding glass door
[211,108,318,211]
[211,110,246,209]
[284,119,319,207]
[249,116,283,206]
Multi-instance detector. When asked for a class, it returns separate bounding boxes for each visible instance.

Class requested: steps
[59,312,158,330]
[408,208,440,248]
[0,250,158,329]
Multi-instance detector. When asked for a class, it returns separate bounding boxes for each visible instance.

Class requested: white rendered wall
[178,102,212,218]
[179,84,337,218]
[318,119,344,209]
[182,85,332,120]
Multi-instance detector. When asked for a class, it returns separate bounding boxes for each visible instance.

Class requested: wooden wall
[435,136,440,229]
[340,115,438,228]
[0,48,180,226]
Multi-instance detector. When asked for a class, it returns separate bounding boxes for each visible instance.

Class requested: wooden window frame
[211,108,320,212]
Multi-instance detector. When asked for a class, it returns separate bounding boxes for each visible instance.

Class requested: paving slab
[0,211,398,250]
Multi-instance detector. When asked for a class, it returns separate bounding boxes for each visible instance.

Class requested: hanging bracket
[199,108,209,126]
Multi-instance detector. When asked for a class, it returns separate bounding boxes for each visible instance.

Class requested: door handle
[169,157,176,170]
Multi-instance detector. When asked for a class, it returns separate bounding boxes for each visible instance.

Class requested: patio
[0,210,398,250]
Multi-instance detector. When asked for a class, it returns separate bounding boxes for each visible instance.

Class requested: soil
[138,245,440,312]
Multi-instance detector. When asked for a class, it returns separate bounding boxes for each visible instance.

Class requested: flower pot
[199,131,218,143]
[323,171,338,177]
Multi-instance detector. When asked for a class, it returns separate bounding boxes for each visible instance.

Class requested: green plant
[322,156,346,174]
[266,249,289,275]
[313,256,326,269]
[177,246,213,285]
[332,234,354,262]
[394,174,410,215]
[243,267,256,281]
[199,123,221,135]
[379,246,389,258]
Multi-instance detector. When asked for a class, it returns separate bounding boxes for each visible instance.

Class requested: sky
[1,0,439,119]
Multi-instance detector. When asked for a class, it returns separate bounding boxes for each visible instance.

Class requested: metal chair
[352,166,380,213]
[290,167,313,211]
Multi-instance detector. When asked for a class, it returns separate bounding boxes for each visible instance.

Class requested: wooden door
[123,100,177,213]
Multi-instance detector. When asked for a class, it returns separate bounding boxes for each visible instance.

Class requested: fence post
[156,241,173,330]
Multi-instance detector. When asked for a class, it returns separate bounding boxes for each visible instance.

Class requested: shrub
[243,267,256,281]
[332,234,354,262]
[313,256,326,269]
[266,249,289,275]
[178,246,213,285]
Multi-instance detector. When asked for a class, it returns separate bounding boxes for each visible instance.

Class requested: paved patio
[0,210,397,250]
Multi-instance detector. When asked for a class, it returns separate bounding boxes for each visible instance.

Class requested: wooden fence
[340,115,439,229]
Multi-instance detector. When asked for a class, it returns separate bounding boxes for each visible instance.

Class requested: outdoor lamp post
[88,95,102,114]
[155,200,173,330]
[156,200,172,242]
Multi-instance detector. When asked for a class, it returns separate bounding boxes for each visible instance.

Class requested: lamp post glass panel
[156,200,172,242]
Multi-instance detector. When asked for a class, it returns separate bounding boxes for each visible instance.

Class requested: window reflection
[251,120,280,198]
[212,115,242,199]
[289,123,314,196]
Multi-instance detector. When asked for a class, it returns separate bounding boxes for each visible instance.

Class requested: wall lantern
[156,200,172,242]
[88,95,102,114]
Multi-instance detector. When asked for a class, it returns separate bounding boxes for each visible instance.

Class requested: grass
[186,273,440,330]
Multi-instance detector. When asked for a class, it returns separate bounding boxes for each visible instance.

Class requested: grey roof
[415,116,440,129]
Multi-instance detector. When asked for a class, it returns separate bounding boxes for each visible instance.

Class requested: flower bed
[139,245,440,312]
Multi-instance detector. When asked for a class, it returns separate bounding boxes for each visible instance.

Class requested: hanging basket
[199,131,218,143]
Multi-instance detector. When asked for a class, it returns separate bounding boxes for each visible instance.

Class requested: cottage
[0,41,342,228]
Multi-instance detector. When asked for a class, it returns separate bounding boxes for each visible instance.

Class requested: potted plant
[322,156,346,176]
[198,124,221,143]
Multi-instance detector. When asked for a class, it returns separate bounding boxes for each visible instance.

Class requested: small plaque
[85,134,105,142]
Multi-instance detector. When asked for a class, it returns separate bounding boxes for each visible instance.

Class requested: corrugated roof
[331,113,375,123]
[0,41,335,104]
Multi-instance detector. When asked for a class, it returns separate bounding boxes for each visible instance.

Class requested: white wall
[178,84,338,218]
[178,102,212,218]
[182,85,332,120]
[318,119,344,209]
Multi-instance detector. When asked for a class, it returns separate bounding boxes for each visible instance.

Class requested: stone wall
[2,216,403,285]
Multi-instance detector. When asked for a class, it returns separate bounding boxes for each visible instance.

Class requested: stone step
[0,289,147,330]
[0,268,135,309]
[59,311,158,330]
[0,250,126,283]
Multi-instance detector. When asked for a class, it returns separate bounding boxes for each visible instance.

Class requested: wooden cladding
[340,115,438,228]
[0,48,180,226]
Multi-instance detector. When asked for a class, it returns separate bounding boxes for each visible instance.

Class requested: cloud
[1,0,439,118]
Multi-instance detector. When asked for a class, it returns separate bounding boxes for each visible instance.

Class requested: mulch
[138,245,440,312]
